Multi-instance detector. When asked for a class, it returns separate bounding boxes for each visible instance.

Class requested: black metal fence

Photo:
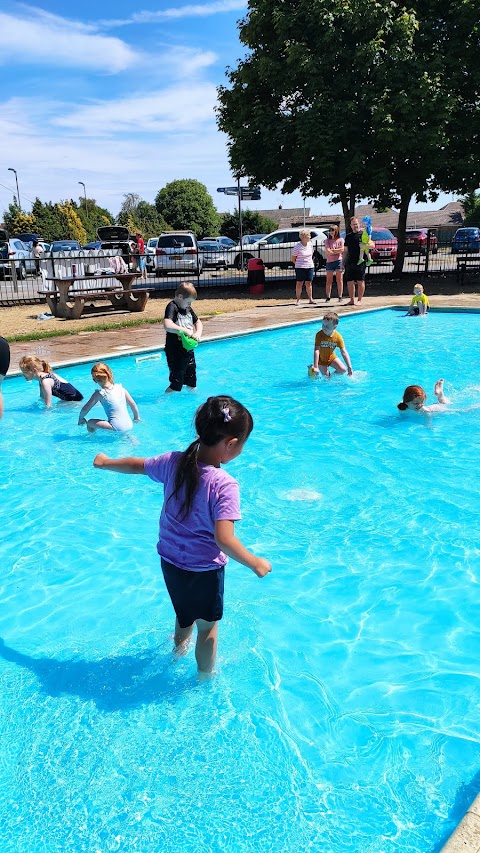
[1,232,479,306]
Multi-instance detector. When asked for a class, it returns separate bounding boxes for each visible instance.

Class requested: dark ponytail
[172,396,254,518]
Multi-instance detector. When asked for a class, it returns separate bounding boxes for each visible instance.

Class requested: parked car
[50,240,81,253]
[15,232,40,244]
[0,230,36,279]
[145,237,158,271]
[451,227,480,254]
[241,234,266,246]
[369,229,397,263]
[197,240,229,269]
[232,228,327,271]
[82,241,102,250]
[203,236,236,248]
[96,226,137,268]
[405,229,438,255]
[155,232,203,276]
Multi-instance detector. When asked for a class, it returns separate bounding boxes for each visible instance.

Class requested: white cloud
[100,0,247,27]
[0,10,138,72]
[53,83,218,135]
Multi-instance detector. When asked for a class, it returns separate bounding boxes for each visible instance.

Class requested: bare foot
[347,301,355,306]
[434,379,447,404]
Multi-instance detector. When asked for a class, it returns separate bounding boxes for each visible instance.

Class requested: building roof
[274,201,464,231]
[257,207,310,224]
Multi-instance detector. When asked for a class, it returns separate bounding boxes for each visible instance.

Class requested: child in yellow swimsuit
[407,284,429,315]
[309,312,353,377]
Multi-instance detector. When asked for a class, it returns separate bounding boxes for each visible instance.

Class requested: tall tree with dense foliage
[220,209,278,241]
[460,192,480,227]
[74,197,114,242]
[217,0,480,274]
[155,180,220,237]
[117,195,169,238]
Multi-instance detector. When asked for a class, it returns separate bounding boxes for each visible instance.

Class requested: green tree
[73,197,114,242]
[217,0,480,275]
[2,201,22,234]
[461,192,480,227]
[30,199,64,242]
[155,179,220,237]
[117,195,169,238]
[56,202,87,244]
[220,209,278,241]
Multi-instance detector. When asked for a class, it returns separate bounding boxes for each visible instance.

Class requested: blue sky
[1,1,457,220]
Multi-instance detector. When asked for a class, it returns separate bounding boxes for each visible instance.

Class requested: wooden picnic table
[40,272,151,320]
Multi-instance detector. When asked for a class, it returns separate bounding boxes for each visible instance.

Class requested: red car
[405,228,438,255]
[370,229,397,263]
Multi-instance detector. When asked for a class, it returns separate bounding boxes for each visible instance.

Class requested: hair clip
[221,405,232,422]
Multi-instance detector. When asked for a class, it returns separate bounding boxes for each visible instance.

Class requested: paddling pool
[1,308,479,852]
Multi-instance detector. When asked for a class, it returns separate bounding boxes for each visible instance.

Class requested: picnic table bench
[456,256,480,286]
[39,273,152,320]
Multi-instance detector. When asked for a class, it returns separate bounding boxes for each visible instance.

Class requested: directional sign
[217,187,239,195]
[241,187,261,200]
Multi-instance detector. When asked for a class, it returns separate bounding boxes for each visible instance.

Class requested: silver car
[197,240,229,269]
[155,232,203,276]
[0,230,36,279]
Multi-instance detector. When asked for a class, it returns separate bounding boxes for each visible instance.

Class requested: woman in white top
[291,228,316,306]
[324,225,345,302]
[78,362,140,432]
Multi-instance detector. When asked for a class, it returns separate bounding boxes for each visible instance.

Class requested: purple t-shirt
[144,451,241,571]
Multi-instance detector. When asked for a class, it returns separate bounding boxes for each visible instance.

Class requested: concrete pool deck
[4,290,480,853]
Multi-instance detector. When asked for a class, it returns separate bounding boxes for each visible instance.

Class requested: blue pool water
[1,308,480,852]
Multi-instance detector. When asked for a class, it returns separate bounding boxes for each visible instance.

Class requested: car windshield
[158,235,194,248]
[147,239,158,248]
[198,242,220,251]
[51,241,80,250]
[406,230,422,237]
[457,229,477,235]
[372,230,395,240]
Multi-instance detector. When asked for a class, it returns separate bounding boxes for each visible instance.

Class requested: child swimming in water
[19,355,83,407]
[78,362,139,432]
[397,379,448,413]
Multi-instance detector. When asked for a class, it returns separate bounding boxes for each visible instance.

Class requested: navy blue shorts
[161,558,225,628]
[295,267,314,282]
[0,336,10,377]
[346,262,366,282]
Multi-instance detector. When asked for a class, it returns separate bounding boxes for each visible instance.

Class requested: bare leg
[195,619,218,673]
[306,281,315,303]
[325,271,333,300]
[174,618,194,654]
[336,270,344,300]
[347,280,355,305]
[86,419,114,432]
[434,379,447,404]
[318,364,331,378]
[357,279,365,303]
[330,357,347,374]
[295,281,303,304]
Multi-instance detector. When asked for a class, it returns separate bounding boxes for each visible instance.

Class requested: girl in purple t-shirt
[94,395,271,675]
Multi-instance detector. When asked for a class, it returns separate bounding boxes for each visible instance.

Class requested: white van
[231,228,328,271]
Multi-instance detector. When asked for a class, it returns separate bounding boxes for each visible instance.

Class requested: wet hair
[175,282,197,299]
[328,225,340,240]
[91,362,114,384]
[299,228,311,240]
[397,385,427,410]
[19,355,52,375]
[323,311,339,325]
[172,396,254,518]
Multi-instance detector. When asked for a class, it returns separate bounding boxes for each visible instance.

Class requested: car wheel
[313,252,324,271]
[235,253,253,271]
[17,263,27,280]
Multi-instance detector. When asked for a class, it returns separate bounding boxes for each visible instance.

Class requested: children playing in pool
[163,282,203,393]
[309,312,353,377]
[78,362,140,433]
[93,395,271,675]
[407,284,430,316]
[397,379,448,413]
[19,355,83,406]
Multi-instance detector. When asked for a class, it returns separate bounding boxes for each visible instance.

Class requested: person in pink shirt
[94,395,271,675]
[324,225,345,303]
[291,228,316,305]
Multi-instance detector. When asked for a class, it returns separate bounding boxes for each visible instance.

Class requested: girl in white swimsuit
[78,362,140,433]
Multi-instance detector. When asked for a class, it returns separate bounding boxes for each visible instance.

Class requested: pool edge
[439,794,480,853]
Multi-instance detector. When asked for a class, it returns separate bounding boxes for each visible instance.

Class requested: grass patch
[6,313,218,343]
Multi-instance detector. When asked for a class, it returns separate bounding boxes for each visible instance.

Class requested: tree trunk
[393,192,412,277]
[339,188,356,232]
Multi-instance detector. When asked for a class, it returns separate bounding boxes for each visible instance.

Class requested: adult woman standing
[291,228,316,305]
[0,335,11,419]
[324,225,344,302]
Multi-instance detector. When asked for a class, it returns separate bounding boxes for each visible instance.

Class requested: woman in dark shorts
[0,336,10,419]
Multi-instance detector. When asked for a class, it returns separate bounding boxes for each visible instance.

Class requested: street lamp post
[8,168,21,211]
[78,181,88,217]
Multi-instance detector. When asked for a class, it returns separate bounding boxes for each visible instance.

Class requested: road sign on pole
[217,187,239,195]
[217,186,261,200]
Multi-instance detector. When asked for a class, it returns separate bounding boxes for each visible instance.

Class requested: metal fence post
[425,230,431,275]
[10,258,18,293]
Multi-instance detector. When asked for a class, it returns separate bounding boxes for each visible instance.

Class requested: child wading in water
[19,355,83,407]
[407,284,430,316]
[310,312,353,377]
[78,362,140,432]
[398,379,448,413]
[94,395,271,674]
